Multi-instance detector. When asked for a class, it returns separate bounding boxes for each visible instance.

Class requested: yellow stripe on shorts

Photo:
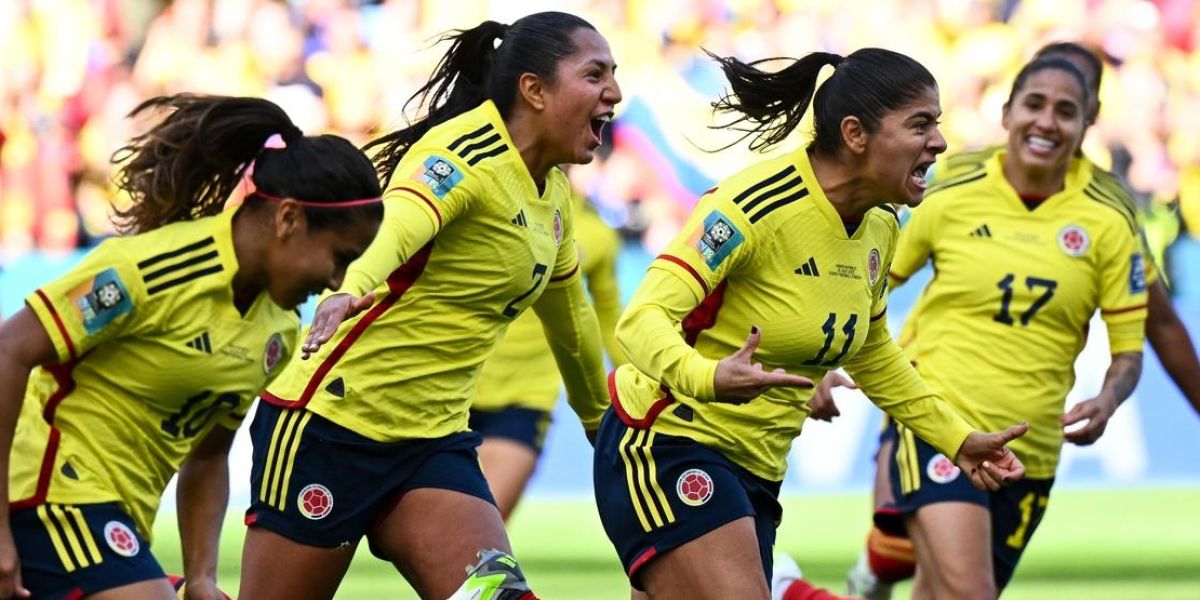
[65,505,103,565]
[619,428,652,532]
[641,432,676,525]
[259,408,295,503]
[49,504,92,569]
[276,411,313,510]
[37,505,77,572]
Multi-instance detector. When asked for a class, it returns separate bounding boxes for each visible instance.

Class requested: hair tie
[240,133,382,208]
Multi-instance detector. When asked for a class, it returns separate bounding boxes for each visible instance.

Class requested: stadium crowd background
[2,0,1200,296]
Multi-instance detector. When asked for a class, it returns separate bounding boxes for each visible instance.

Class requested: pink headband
[241,133,382,208]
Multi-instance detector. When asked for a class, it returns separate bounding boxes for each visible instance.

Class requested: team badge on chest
[552,209,563,246]
[867,248,881,286]
[1058,225,1090,257]
[263,332,285,374]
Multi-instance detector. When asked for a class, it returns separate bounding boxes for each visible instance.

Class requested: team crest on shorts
[552,209,563,246]
[1058,225,1090,257]
[298,484,334,520]
[263,332,285,374]
[676,468,714,507]
[103,521,140,557]
[926,454,961,484]
[867,248,881,286]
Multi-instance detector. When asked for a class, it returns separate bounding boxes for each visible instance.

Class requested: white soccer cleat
[846,551,894,600]
[771,551,804,600]
[445,549,531,600]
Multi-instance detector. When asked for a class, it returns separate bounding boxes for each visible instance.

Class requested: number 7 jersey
[892,152,1149,478]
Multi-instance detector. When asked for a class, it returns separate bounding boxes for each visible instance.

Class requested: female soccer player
[837,43,1197,600]
[858,58,1148,600]
[238,12,620,600]
[472,189,626,521]
[592,48,1029,600]
[0,95,382,600]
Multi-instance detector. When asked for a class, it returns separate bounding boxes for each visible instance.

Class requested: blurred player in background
[836,42,1200,600]
[0,95,382,600]
[592,47,1029,600]
[238,12,620,600]
[472,184,626,521]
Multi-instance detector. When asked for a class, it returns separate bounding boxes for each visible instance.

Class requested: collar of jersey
[987,150,1089,215]
[470,101,558,206]
[790,148,868,241]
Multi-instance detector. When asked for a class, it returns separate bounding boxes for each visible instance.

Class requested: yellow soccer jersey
[474,194,626,412]
[262,101,609,439]
[12,209,298,539]
[612,149,976,482]
[892,152,1149,478]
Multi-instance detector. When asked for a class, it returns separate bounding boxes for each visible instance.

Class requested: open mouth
[910,161,933,191]
[588,113,612,144]
[1025,135,1058,157]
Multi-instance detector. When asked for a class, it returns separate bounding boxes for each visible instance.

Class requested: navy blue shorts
[874,421,1054,589]
[468,406,551,453]
[593,409,782,590]
[13,502,163,599]
[246,402,496,555]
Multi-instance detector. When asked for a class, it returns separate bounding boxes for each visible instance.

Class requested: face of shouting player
[536,27,622,166]
[860,84,948,208]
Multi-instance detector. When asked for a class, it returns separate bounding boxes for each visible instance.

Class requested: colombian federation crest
[552,209,563,246]
[676,468,714,507]
[104,521,140,557]
[867,248,882,286]
[1058,225,1090,257]
[298,484,334,520]
[926,454,961,484]
[263,332,285,374]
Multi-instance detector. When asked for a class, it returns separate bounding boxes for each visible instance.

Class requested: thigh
[368,488,512,600]
[87,579,175,600]
[907,502,996,600]
[989,479,1053,591]
[639,517,769,600]
[238,526,358,600]
[477,437,539,521]
[14,503,165,600]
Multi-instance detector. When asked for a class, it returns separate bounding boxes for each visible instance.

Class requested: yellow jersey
[12,209,298,539]
[262,101,610,438]
[473,193,626,412]
[892,152,1149,478]
[612,148,976,482]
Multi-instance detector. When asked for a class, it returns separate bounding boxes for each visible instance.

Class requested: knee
[936,575,996,600]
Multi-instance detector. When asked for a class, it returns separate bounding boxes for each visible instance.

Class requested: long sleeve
[586,231,627,366]
[532,272,609,431]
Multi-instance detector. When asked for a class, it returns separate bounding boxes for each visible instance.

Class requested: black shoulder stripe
[447,123,495,152]
[146,264,224,295]
[741,174,804,215]
[749,187,809,224]
[466,143,509,166]
[142,249,220,283]
[455,133,502,161]
[731,165,796,206]
[1085,181,1139,226]
[877,204,900,223]
[926,169,986,197]
[137,237,215,270]
[1084,188,1139,235]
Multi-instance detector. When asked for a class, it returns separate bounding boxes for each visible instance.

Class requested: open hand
[302,292,375,359]
[712,326,813,404]
[954,422,1029,491]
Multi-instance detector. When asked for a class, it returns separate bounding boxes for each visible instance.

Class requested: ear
[273,199,306,240]
[1086,100,1100,127]
[840,116,867,155]
[1001,102,1012,131]
[518,72,546,111]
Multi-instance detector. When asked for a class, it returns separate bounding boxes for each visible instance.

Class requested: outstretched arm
[1145,281,1200,416]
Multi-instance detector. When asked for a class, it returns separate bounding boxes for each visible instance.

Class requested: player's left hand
[808,371,856,422]
[1061,394,1118,446]
[181,576,228,600]
[954,422,1029,491]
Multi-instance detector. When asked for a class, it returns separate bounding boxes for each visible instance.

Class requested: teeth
[1028,136,1055,151]
[595,114,611,123]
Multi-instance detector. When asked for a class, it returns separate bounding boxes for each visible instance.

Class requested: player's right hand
[712,326,813,404]
[808,370,856,422]
[0,527,32,599]
[302,292,375,359]
[954,422,1029,491]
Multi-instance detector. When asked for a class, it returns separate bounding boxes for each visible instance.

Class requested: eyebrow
[907,110,940,122]
[584,58,616,71]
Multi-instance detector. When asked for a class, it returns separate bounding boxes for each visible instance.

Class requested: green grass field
[153,488,1200,599]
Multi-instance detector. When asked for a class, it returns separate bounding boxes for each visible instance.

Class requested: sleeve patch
[1130,253,1147,294]
[696,210,745,270]
[419,155,464,199]
[70,268,133,334]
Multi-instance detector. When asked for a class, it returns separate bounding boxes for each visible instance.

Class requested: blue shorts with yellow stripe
[592,409,782,590]
[875,420,1054,590]
[468,406,552,453]
[13,502,163,599]
[246,402,495,554]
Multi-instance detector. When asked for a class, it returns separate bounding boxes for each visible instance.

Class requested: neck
[809,149,882,219]
[505,112,553,191]
[230,206,267,299]
[1003,156,1067,198]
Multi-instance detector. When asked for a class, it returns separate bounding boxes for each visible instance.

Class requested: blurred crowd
[2,0,1198,277]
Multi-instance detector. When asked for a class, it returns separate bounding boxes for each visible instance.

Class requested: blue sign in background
[4,239,1199,501]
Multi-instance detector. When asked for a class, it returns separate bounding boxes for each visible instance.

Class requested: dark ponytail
[365,11,595,182]
[112,94,381,233]
[710,48,939,156]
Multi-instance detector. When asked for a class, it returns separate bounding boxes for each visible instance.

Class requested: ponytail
[366,11,595,183]
[112,94,381,233]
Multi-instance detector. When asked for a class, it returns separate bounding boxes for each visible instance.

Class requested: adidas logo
[186,332,212,354]
[511,210,528,227]
[794,257,820,277]
[969,224,993,238]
